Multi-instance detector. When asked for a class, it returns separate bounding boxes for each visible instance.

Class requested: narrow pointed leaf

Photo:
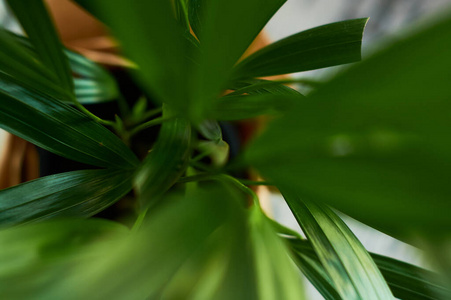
[4,31,119,104]
[7,0,74,93]
[281,191,393,299]
[233,18,368,80]
[245,13,451,240]
[249,207,305,300]
[291,251,341,300]
[373,252,450,300]
[230,79,302,96]
[68,50,119,104]
[290,238,451,300]
[0,81,139,169]
[0,169,134,226]
[190,0,286,119]
[86,0,193,113]
[0,29,68,101]
[174,0,190,30]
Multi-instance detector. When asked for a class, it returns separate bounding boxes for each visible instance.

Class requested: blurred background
[1,0,451,298]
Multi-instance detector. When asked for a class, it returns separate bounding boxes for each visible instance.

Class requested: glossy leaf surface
[281,191,393,299]
[290,238,451,300]
[3,31,119,105]
[0,82,138,169]
[7,0,74,94]
[0,169,134,226]
[0,29,68,101]
[233,18,368,79]
[67,50,119,104]
[291,251,341,300]
[246,14,451,240]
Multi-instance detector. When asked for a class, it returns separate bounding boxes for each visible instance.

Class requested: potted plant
[0,0,450,299]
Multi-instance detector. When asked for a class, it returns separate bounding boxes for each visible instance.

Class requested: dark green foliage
[0,0,449,298]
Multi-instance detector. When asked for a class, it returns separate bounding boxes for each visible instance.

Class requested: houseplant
[0,0,450,299]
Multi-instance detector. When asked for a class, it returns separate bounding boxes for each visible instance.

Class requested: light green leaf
[281,191,393,299]
[7,0,74,94]
[245,13,451,240]
[0,218,128,298]
[67,50,120,104]
[12,186,253,299]
[0,81,139,169]
[232,18,368,80]
[0,169,134,226]
[291,251,341,300]
[290,238,451,300]
[249,207,305,300]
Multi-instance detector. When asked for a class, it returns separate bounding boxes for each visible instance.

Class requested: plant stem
[178,173,215,184]
[71,95,116,127]
[132,207,149,232]
[189,161,217,173]
[140,107,163,122]
[218,174,260,208]
[129,116,172,137]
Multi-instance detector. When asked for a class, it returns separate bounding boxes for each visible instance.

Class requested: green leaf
[16,186,254,299]
[0,169,134,226]
[245,13,451,240]
[86,0,194,114]
[3,31,119,105]
[0,81,139,169]
[134,117,191,208]
[210,94,298,121]
[196,119,223,143]
[0,29,68,101]
[174,0,190,31]
[249,207,305,300]
[281,191,393,299]
[0,218,128,298]
[67,50,120,104]
[291,251,341,300]
[373,252,450,300]
[232,18,368,80]
[229,79,302,96]
[189,0,287,120]
[290,238,451,300]
[7,0,74,94]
